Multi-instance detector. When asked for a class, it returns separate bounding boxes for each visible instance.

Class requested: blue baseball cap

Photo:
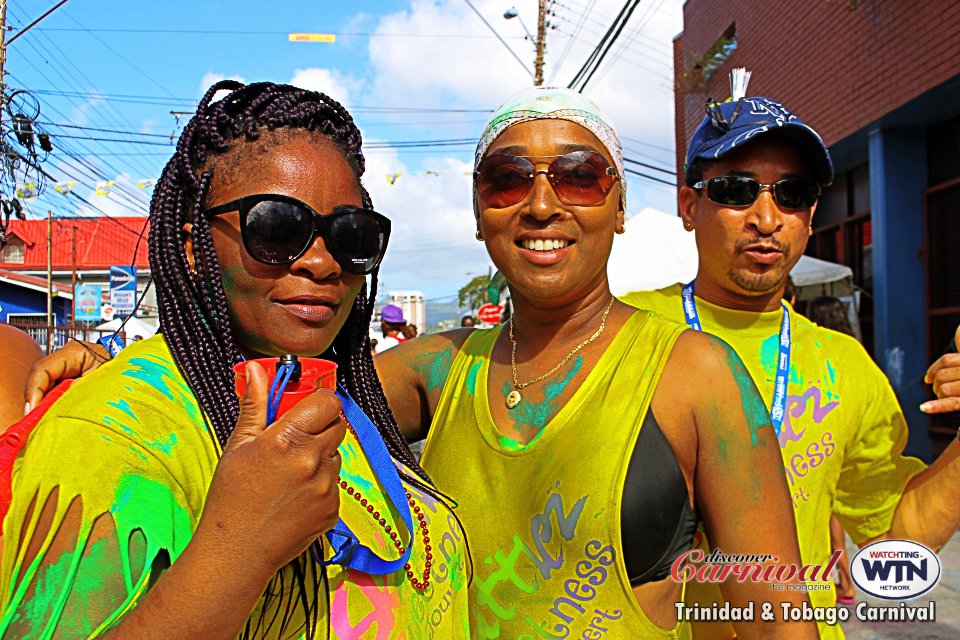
[685,97,834,186]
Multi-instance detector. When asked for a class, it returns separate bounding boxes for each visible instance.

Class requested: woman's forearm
[101,525,275,640]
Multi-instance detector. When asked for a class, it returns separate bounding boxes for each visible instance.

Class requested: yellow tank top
[0,335,471,639]
[421,311,689,640]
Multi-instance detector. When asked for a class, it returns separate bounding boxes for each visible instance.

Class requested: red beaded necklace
[336,417,433,590]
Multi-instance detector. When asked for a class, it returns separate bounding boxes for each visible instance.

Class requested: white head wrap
[475,86,625,207]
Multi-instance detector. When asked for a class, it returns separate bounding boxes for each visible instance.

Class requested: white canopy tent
[95,316,158,341]
[607,208,856,302]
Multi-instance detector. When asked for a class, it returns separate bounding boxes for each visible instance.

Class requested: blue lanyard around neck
[681,281,791,436]
[266,365,414,574]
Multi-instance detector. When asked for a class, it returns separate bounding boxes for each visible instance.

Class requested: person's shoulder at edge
[38,333,205,436]
[383,326,478,361]
[619,282,685,313]
[664,328,762,412]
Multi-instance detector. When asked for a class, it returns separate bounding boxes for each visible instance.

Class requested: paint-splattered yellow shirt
[622,284,927,640]
[0,335,471,639]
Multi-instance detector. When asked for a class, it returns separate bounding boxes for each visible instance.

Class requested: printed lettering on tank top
[473,484,625,639]
[330,482,468,639]
[760,334,841,509]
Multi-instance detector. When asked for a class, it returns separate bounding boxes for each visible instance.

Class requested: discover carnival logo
[850,539,941,599]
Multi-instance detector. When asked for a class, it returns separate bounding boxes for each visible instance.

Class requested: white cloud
[69,93,106,128]
[198,71,247,99]
[364,0,684,215]
[362,147,493,298]
[368,0,534,107]
[288,68,359,107]
[349,0,684,297]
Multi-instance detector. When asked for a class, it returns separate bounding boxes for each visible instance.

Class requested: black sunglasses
[693,176,821,210]
[206,193,391,275]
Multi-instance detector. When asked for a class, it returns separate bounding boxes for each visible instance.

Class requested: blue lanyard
[266,366,414,574]
[680,282,791,436]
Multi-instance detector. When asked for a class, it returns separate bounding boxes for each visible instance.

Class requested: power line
[624,166,674,187]
[9,149,147,237]
[462,0,534,78]
[6,10,169,181]
[33,27,526,40]
[38,121,173,138]
[47,133,172,146]
[623,156,675,176]
[29,88,495,114]
[60,10,179,98]
[6,0,69,45]
[568,0,649,92]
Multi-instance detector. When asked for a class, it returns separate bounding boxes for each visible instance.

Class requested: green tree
[458,274,490,312]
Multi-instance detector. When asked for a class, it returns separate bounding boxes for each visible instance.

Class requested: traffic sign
[477,303,503,324]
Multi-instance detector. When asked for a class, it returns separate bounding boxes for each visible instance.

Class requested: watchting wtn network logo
[850,540,941,599]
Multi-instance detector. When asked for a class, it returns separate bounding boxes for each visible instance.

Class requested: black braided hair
[148,80,438,639]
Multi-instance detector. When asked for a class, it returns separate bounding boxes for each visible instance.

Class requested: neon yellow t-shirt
[421,311,690,640]
[0,335,471,639]
[622,284,926,640]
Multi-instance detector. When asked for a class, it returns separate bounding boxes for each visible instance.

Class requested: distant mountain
[373,294,469,332]
[425,298,467,327]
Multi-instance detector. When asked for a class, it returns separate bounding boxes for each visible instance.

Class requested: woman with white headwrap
[380,87,815,639]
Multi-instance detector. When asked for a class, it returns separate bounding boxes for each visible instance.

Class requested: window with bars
[1,238,25,264]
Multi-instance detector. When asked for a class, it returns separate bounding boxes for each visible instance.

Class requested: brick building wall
[673,0,960,179]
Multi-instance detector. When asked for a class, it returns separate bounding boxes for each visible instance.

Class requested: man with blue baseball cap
[623,92,960,640]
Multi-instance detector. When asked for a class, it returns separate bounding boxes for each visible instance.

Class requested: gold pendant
[506,389,522,409]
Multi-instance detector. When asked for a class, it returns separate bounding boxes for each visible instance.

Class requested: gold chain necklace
[506,297,616,409]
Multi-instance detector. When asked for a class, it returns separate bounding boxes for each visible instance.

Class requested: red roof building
[0,217,149,271]
[0,216,156,322]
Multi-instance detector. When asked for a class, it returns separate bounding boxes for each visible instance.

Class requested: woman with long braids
[0,80,470,639]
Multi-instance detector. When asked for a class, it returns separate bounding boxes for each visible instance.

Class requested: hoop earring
[475,229,483,241]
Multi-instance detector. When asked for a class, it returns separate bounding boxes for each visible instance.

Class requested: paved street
[841,533,960,639]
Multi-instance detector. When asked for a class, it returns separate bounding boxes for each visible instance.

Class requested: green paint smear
[717,438,729,465]
[101,413,180,457]
[500,356,584,437]
[220,265,244,298]
[465,361,482,396]
[337,440,375,493]
[415,349,454,392]
[826,360,837,385]
[718,340,769,447]
[56,538,116,638]
[121,355,202,425]
[21,543,73,634]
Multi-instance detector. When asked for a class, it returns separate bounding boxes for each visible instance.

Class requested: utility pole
[46,209,53,352]
[71,224,77,320]
[534,0,547,86]
[1,0,7,136]
[0,0,7,87]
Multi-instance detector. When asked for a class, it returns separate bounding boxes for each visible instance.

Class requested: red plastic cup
[233,357,338,421]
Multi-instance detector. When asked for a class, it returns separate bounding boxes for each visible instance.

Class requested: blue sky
[7,0,684,299]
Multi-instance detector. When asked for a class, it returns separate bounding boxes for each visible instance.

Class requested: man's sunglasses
[475,150,618,208]
[692,176,821,211]
[206,193,390,275]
